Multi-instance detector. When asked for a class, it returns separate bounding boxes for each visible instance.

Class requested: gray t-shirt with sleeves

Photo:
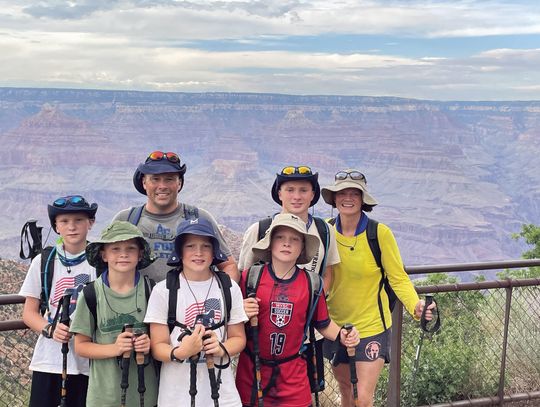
[113,203,232,282]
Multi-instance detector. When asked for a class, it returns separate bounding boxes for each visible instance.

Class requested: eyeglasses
[335,170,366,183]
[280,166,313,176]
[146,151,181,164]
[53,195,88,208]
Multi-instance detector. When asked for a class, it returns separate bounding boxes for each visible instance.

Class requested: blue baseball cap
[167,218,228,267]
[133,151,187,195]
[47,195,98,233]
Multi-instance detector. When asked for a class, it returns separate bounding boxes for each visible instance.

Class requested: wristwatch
[170,346,184,363]
[42,323,53,339]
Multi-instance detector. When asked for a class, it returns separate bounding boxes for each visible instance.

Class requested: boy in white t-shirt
[19,195,98,407]
[145,217,247,407]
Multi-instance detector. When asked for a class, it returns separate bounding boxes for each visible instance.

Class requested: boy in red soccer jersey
[236,213,359,407]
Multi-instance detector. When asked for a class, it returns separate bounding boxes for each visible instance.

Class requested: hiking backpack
[165,267,232,334]
[126,203,199,225]
[329,217,397,330]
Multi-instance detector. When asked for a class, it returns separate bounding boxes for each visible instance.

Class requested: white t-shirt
[144,272,248,407]
[18,252,96,375]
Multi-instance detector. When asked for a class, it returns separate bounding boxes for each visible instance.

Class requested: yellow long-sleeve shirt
[326,221,419,338]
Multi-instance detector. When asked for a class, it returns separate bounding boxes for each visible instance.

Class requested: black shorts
[323,329,391,365]
[29,370,88,407]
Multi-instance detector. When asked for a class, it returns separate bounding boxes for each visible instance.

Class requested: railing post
[388,301,404,406]
[498,285,513,406]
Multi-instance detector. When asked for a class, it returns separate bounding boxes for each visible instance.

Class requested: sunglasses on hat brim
[335,170,366,183]
[53,195,89,208]
[145,151,181,164]
[280,166,313,176]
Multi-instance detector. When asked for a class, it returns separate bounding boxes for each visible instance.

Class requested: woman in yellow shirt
[321,170,434,407]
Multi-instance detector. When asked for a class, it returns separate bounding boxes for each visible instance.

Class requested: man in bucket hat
[236,213,359,407]
[321,169,435,407]
[238,165,340,277]
[70,221,158,407]
[113,151,239,282]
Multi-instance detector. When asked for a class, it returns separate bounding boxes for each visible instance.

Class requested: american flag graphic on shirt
[184,297,222,327]
[51,274,90,305]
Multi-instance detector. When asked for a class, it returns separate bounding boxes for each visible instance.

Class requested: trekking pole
[409,295,441,406]
[58,289,74,407]
[134,331,146,407]
[203,333,220,407]
[343,323,359,407]
[308,325,320,407]
[120,324,134,407]
[189,352,200,407]
[247,293,264,407]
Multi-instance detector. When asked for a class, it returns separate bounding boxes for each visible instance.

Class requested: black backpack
[165,267,232,334]
[329,217,397,330]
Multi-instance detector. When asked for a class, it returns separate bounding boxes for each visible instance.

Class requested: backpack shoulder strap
[127,205,145,226]
[245,264,265,297]
[366,218,382,270]
[257,217,272,241]
[302,269,323,346]
[313,217,330,275]
[82,282,98,329]
[214,269,232,324]
[166,269,180,333]
[143,275,155,303]
[328,217,336,226]
[40,246,56,315]
[183,204,199,220]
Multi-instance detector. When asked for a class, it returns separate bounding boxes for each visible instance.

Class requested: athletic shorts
[323,329,391,365]
[29,370,88,407]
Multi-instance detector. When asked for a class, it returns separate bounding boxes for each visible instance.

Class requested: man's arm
[217,256,240,283]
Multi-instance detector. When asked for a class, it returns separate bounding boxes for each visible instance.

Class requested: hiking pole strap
[136,351,146,407]
[120,324,133,407]
[248,293,264,407]
[420,295,441,333]
[189,354,200,407]
[58,290,72,407]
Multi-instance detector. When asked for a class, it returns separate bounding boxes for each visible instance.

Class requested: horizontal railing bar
[0,294,25,305]
[0,320,27,331]
[418,390,540,406]
[416,278,540,294]
[406,259,540,275]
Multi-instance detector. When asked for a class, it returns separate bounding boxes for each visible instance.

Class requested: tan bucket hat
[321,169,378,207]
[252,213,321,264]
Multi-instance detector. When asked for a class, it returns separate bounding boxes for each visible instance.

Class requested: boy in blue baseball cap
[19,195,98,407]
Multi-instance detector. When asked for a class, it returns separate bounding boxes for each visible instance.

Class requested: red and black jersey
[236,264,330,407]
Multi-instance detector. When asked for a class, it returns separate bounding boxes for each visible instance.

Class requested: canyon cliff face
[0,88,539,270]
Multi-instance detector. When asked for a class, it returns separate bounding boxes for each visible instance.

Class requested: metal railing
[1,259,539,406]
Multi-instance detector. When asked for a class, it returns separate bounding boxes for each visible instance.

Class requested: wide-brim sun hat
[271,166,320,207]
[321,169,378,207]
[133,151,187,195]
[167,217,228,267]
[47,195,98,233]
[252,213,321,264]
[86,221,154,270]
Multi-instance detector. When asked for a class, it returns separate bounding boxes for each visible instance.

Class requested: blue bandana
[335,212,369,236]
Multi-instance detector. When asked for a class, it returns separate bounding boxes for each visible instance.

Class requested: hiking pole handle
[343,323,356,358]
[421,295,441,333]
[247,293,258,327]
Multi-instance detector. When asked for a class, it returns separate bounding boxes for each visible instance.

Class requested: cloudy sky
[0,0,539,100]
